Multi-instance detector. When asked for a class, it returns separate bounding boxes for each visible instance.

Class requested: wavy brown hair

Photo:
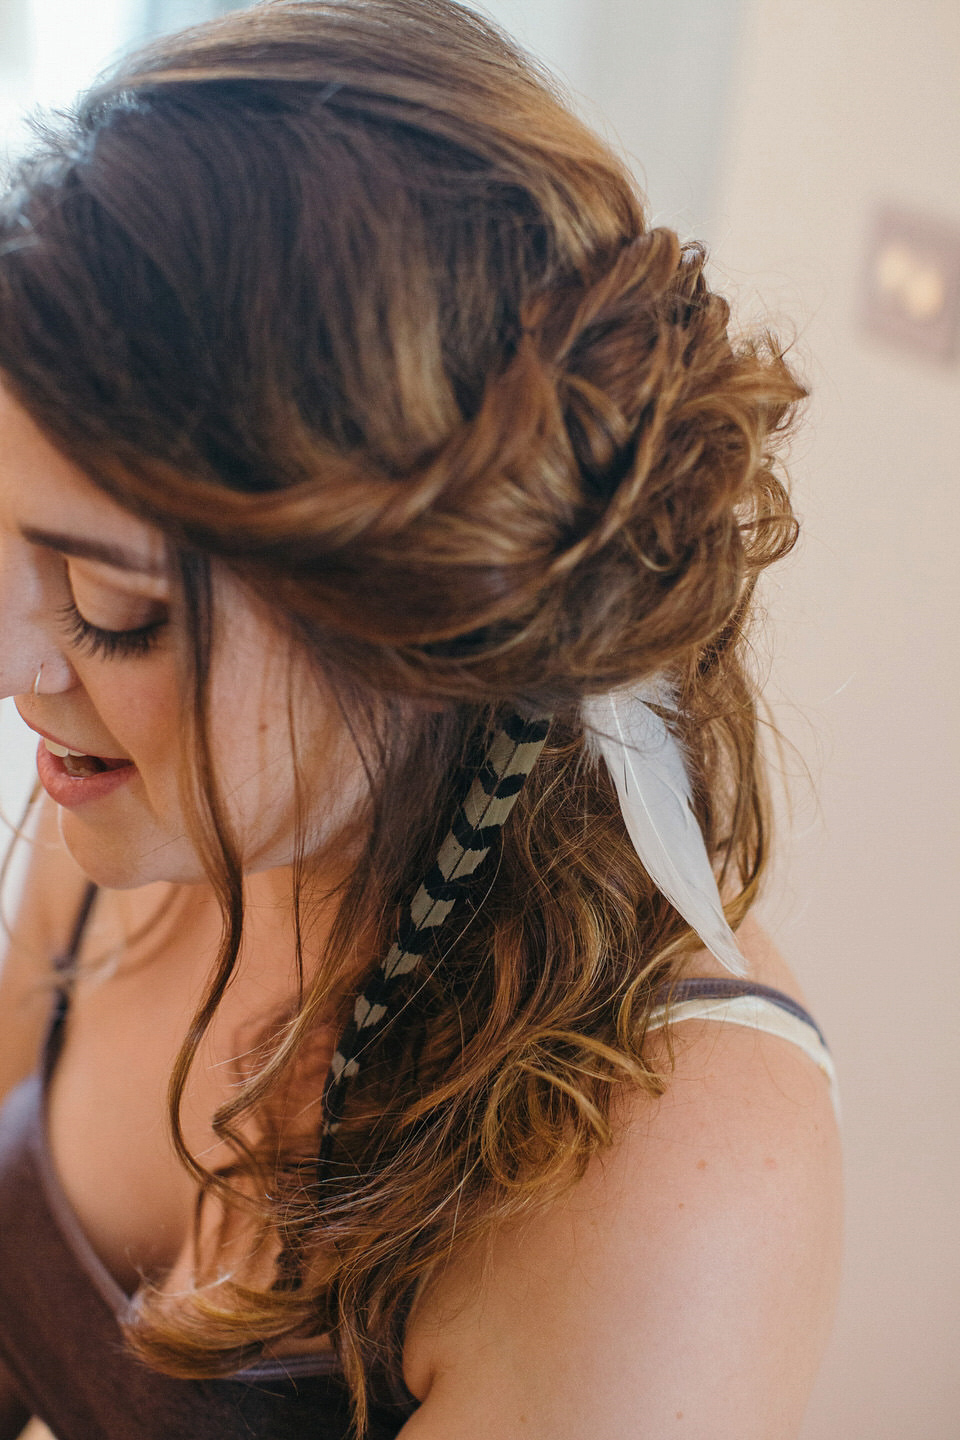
[0,0,804,1430]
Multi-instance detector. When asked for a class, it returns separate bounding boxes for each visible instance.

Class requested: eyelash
[57,598,168,661]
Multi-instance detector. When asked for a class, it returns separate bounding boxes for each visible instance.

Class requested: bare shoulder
[0,793,92,1097]
[401,918,842,1440]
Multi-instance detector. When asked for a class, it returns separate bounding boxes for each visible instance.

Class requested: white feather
[583,685,747,977]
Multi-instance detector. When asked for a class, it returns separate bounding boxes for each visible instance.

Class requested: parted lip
[22,717,132,764]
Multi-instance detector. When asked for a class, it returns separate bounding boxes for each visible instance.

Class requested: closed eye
[57,597,168,660]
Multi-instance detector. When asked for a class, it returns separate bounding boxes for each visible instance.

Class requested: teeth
[63,753,107,778]
[43,739,89,759]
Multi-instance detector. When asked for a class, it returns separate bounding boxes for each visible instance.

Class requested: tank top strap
[654,975,828,1046]
[647,974,839,1119]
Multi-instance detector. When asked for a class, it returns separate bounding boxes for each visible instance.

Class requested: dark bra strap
[57,881,99,977]
[44,881,99,1080]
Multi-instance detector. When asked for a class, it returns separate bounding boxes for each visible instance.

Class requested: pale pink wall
[710,1,960,1433]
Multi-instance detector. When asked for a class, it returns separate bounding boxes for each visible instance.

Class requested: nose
[29,660,76,697]
[0,542,78,701]
[2,646,77,703]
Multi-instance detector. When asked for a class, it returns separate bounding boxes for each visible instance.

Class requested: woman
[0,1,842,1436]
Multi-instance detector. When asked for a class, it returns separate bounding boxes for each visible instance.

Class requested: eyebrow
[20,526,167,578]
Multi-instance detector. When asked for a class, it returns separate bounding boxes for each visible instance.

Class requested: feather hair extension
[582,684,747,977]
[318,708,552,1162]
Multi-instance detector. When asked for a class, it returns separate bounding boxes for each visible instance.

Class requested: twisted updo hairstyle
[0,0,803,1429]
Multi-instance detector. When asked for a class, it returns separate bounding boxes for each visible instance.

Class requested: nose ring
[32,665,43,696]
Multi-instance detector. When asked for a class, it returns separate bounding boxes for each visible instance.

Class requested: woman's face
[0,380,362,890]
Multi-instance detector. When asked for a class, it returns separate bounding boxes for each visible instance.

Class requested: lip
[35,738,136,809]
[24,720,130,764]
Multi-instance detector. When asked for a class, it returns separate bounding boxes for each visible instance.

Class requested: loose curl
[0,0,804,1432]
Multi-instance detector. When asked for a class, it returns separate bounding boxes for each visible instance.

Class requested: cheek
[207,649,362,866]
[204,631,300,852]
[56,659,198,888]
[88,659,183,786]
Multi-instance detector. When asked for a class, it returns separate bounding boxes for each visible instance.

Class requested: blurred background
[1,1,958,1435]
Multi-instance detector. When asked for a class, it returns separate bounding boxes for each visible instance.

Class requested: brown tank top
[0,888,416,1439]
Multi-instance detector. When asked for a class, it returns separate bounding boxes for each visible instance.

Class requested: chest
[47,985,201,1290]
[45,905,335,1295]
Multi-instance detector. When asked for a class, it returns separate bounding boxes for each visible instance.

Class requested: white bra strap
[647,994,840,1121]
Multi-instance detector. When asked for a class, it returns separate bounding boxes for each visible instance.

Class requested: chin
[57,808,206,891]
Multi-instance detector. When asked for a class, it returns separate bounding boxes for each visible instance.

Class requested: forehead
[0,378,167,574]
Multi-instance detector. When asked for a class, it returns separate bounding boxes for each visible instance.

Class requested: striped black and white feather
[318,709,552,1160]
